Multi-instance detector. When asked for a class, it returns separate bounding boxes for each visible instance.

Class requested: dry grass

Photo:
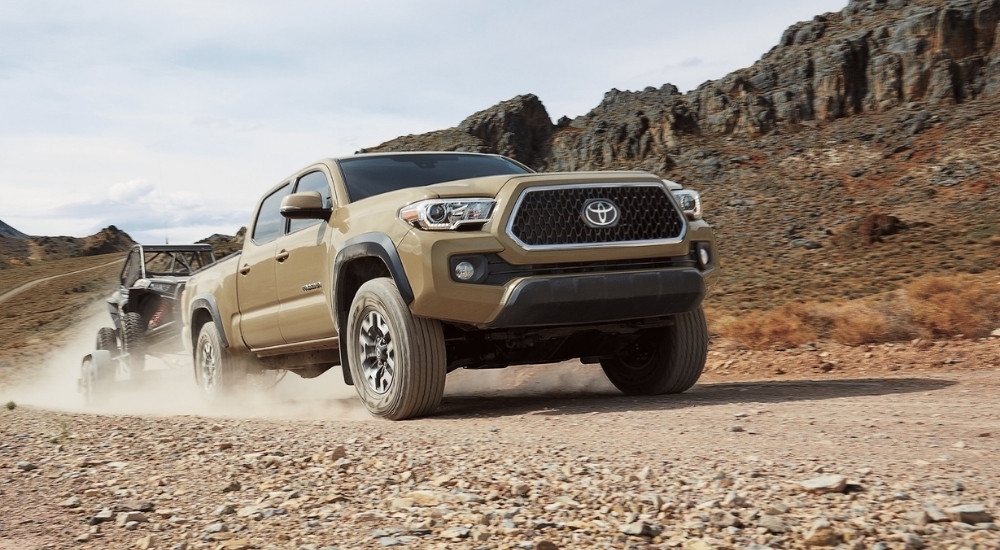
[828,299,915,345]
[0,254,122,295]
[715,273,1000,348]
[712,303,818,349]
[906,274,1000,338]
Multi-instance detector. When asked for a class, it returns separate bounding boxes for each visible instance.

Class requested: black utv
[87,244,216,388]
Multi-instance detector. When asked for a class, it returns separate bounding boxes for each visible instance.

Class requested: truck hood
[353,170,666,206]
[428,171,665,198]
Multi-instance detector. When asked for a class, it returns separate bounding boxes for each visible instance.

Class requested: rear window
[337,154,530,202]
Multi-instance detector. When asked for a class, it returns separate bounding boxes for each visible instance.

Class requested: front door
[276,170,338,344]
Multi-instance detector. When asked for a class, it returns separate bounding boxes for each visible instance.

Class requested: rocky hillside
[365,0,1000,313]
[0,225,135,268]
[368,0,1000,168]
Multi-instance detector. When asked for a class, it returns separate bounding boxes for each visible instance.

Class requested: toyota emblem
[582,199,620,228]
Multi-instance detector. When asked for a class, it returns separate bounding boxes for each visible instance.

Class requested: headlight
[399,199,495,230]
[671,189,702,220]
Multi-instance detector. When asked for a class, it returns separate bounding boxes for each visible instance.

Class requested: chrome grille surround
[505,183,687,250]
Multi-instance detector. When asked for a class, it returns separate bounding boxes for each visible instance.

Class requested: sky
[0,0,848,245]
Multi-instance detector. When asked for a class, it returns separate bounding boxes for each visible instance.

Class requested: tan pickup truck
[181,152,718,419]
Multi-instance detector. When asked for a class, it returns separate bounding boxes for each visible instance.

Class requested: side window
[251,183,291,244]
[288,170,333,234]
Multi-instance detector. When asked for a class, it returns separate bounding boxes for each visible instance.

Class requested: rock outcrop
[365,0,1000,172]
[78,225,135,256]
[360,94,553,166]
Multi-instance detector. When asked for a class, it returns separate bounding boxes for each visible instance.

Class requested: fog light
[454,261,476,281]
[698,247,710,267]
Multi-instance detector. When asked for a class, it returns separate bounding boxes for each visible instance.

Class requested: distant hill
[0,219,27,239]
[0,225,135,269]
[197,227,246,258]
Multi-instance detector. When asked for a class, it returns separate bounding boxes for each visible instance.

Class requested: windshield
[337,153,530,202]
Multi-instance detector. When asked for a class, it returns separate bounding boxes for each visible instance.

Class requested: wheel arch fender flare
[332,232,414,386]
[188,293,230,351]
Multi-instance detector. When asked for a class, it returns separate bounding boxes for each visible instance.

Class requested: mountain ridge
[365,0,1000,171]
[0,225,135,268]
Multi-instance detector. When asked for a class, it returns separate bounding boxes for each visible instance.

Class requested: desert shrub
[829,300,915,345]
[714,302,818,349]
[905,274,1000,338]
[713,273,999,349]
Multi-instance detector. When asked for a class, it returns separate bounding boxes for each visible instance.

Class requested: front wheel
[346,278,446,420]
[80,351,114,406]
[96,327,118,353]
[194,323,246,397]
[600,306,708,395]
[122,312,146,377]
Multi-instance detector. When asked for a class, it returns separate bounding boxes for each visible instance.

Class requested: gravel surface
[2,353,998,549]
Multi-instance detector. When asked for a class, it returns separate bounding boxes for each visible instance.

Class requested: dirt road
[0,259,122,306]
[1,268,997,548]
[2,350,998,549]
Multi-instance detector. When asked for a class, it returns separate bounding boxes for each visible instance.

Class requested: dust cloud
[0,303,617,420]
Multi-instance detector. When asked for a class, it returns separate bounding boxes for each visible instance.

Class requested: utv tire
[600,306,708,395]
[96,327,118,353]
[195,323,246,397]
[122,311,146,377]
[347,278,446,420]
[80,350,114,406]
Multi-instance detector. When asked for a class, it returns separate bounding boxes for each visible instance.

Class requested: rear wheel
[347,278,446,420]
[600,306,708,395]
[195,323,246,397]
[122,312,146,377]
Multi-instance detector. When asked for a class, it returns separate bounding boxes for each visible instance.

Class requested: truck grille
[507,184,685,248]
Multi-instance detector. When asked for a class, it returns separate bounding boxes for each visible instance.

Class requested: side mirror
[280,191,332,220]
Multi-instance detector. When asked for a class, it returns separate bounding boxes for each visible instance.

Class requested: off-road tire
[346,277,446,420]
[600,306,708,395]
[80,350,114,406]
[96,327,117,353]
[195,322,247,397]
[122,311,146,377]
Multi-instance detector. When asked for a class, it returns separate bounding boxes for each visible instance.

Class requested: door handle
[239,264,251,275]
[276,250,290,262]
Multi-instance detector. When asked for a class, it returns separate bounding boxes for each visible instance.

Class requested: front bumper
[486,268,704,328]
[396,223,717,330]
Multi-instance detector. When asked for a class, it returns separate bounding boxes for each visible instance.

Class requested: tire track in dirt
[0,258,122,305]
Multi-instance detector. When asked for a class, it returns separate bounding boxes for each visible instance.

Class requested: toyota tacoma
[181,152,718,419]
